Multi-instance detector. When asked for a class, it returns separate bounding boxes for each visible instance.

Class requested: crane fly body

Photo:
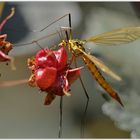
[57,21,140,107]
[59,38,123,106]
[52,16,140,108]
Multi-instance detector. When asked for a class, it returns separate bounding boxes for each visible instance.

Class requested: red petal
[36,67,57,90]
[45,67,82,96]
[67,67,83,85]
[46,75,65,96]
[53,47,68,71]
[35,49,57,68]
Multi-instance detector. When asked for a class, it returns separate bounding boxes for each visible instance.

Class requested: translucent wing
[85,27,140,46]
[86,54,122,81]
[0,79,28,87]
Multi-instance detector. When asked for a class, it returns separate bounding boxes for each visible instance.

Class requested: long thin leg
[65,30,69,41]
[32,38,56,53]
[74,58,89,138]
[14,26,72,47]
[39,14,70,32]
[68,46,89,137]
[14,31,63,47]
[59,27,65,40]
[14,13,72,47]
[58,96,63,138]
[68,13,72,40]
[8,14,70,33]
[32,40,44,50]
[56,29,63,40]
[62,13,72,42]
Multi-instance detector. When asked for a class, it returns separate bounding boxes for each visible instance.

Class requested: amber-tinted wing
[85,27,140,46]
[85,54,122,81]
[78,48,123,106]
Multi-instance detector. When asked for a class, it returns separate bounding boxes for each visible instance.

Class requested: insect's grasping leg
[32,40,54,58]
[32,40,45,50]
[40,14,70,33]
[61,13,72,40]
[64,29,69,42]
[56,29,63,41]
[68,13,72,40]
[58,96,63,138]
[14,30,67,47]
[74,58,89,138]
[49,28,64,50]
[33,32,59,46]
[67,53,75,67]
[32,40,58,60]
[60,27,72,41]
[5,13,71,33]
[59,27,65,40]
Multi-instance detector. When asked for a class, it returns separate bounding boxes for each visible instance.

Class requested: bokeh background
[0,1,140,138]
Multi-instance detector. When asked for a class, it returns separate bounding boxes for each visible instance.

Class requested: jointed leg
[74,58,89,138]
[58,96,63,138]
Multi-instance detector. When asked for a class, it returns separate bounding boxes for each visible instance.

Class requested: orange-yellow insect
[57,18,140,107]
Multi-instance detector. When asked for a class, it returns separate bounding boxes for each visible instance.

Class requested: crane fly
[57,14,140,107]
[13,13,140,138]
[15,13,140,107]
[59,35,124,106]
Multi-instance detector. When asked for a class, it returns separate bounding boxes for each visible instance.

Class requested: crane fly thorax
[69,40,85,56]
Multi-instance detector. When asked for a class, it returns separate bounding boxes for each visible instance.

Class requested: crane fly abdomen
[82,54,123,107]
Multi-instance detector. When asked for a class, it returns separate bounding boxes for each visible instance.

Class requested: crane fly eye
[75,42,79,46]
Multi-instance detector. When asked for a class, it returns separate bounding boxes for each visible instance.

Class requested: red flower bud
[35,49,57,68]
[53,47,68,71]
[28,46,82,105]
[36,67,57,90]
